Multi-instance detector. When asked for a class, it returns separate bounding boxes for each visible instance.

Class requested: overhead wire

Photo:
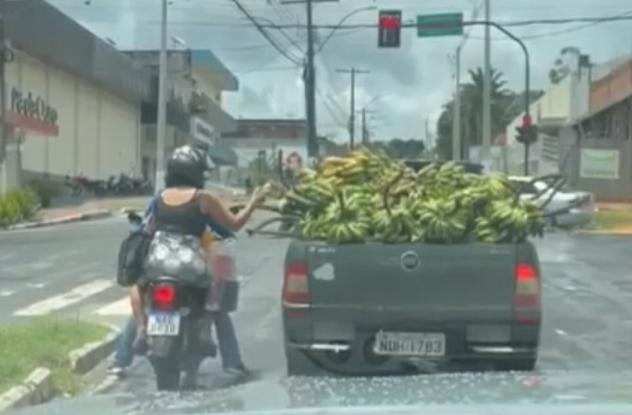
[227,0,302,65]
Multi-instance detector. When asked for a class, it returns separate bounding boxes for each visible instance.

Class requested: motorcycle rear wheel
[152,361,181,391]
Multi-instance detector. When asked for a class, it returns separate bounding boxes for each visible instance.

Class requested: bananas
[269,150,544,244]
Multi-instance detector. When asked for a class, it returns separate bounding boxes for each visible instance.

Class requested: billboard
[580,149,620,179]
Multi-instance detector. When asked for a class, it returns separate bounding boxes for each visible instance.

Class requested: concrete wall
[7,50,141,180]
[559,126,632,201]
[503,65,591,176]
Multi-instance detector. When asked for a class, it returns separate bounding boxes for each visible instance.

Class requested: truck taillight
[152,283,176,311]
[514,263,540,322]
[283,261,310,306]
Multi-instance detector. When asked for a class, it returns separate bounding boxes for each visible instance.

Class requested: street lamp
[315,5,377,54]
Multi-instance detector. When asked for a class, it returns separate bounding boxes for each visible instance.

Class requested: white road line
[26,282,48,289]
[14,279,114,316]
[94,297,130,316]
[0,290,14,297]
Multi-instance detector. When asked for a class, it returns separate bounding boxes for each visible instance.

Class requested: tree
[369,138,426,159]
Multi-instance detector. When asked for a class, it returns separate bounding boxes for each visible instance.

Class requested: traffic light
[515,125,538,144]
[378,10,402,48]
[515,115,538,145]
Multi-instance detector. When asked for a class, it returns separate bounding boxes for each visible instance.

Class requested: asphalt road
[2,218,632,405]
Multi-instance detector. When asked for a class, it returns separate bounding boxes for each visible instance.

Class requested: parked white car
[508,176,595,228]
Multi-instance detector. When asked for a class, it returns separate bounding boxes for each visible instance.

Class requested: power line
[228,0,302,65]
[223,11,632,29]
[252,14,305,54]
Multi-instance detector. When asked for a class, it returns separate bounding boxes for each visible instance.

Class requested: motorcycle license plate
[147,312,181,336]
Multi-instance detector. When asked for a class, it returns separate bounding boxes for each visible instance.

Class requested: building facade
[124,49,238,184]
[221,119,308,169]
[501,54,592,176]
[559,57,632,201]
[0,0,151,192]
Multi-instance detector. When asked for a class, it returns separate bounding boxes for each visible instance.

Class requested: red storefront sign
[5,87,59,136]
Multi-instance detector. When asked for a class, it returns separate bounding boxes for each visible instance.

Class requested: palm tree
[460,67,511,146]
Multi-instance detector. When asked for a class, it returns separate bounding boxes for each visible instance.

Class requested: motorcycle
[127,206,242,391]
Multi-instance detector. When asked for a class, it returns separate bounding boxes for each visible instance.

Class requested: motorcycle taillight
[152,283,176,311]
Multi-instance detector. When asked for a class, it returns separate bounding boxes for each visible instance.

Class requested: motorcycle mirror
[127,211,143,226]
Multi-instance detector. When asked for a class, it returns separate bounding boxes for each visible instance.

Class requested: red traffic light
[378,10,402,48]
[380,16,400,29]
[521,114,532,128]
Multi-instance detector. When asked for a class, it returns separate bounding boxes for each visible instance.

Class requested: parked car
[508,176,594,228]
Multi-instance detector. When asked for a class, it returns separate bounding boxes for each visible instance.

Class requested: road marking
[14,279,114,316]
[0,290,14,297]
[26,282,48,289]
[94,297,130,316]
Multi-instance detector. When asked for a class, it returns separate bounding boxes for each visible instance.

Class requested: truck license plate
[147,312,181,336]
[374,332,445,356]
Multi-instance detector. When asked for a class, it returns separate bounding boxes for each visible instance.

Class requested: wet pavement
[3,220,632,413]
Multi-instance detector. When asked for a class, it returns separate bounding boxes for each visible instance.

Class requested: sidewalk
[37,196,150,222]
[585,202,632,236]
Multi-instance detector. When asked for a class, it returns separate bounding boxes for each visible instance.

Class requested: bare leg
[129,285,147,353]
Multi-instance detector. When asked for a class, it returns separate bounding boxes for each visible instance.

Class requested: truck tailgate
[307,243,517,322]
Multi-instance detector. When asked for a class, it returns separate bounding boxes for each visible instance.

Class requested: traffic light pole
[463,20,531,175]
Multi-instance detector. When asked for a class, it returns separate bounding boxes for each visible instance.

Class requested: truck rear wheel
[285,347,317,376]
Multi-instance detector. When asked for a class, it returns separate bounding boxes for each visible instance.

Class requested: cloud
[50,0,632,142]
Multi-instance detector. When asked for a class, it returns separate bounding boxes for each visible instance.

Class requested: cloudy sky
[50,0,632,145]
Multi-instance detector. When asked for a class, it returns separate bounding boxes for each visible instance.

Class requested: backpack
[117,229,152,287]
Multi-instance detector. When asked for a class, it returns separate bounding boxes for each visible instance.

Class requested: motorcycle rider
[110,197,248,377]
[130,144,271,353]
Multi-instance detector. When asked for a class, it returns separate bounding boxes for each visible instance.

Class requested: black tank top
[154,190,207,238]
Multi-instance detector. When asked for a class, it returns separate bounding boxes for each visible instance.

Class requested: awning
[208,142,238,166]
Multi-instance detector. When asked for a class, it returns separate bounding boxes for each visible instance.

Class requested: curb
[0,368,54,413]
[577,229,632,236]
[5,209,112,231]
[0,325,118,413]
[68,329,118,375]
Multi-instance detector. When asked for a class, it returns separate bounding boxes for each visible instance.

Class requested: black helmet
[165,144,214,188]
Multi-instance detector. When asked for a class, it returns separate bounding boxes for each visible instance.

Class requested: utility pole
[280,0,338,160]
[0,0,6,193]
[452,45,461,161]
[482,0,492,169]
[155,0,168,192]
[304,0,317,158]
[336,67,369,149]
[361,108,366,145]
[356,108,376,145]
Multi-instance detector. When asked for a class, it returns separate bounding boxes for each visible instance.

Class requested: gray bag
[143,230,209,287]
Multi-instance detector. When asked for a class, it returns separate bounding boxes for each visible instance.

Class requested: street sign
[378,10,402,48]
[417,13,463,37]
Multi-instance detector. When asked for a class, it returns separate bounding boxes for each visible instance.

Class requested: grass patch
[0,317,108,396]
[592,207,632,230]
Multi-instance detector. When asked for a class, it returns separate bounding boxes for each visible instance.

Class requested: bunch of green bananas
[268,149,544,244]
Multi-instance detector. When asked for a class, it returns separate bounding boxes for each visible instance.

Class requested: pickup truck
[280,161,542,376]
